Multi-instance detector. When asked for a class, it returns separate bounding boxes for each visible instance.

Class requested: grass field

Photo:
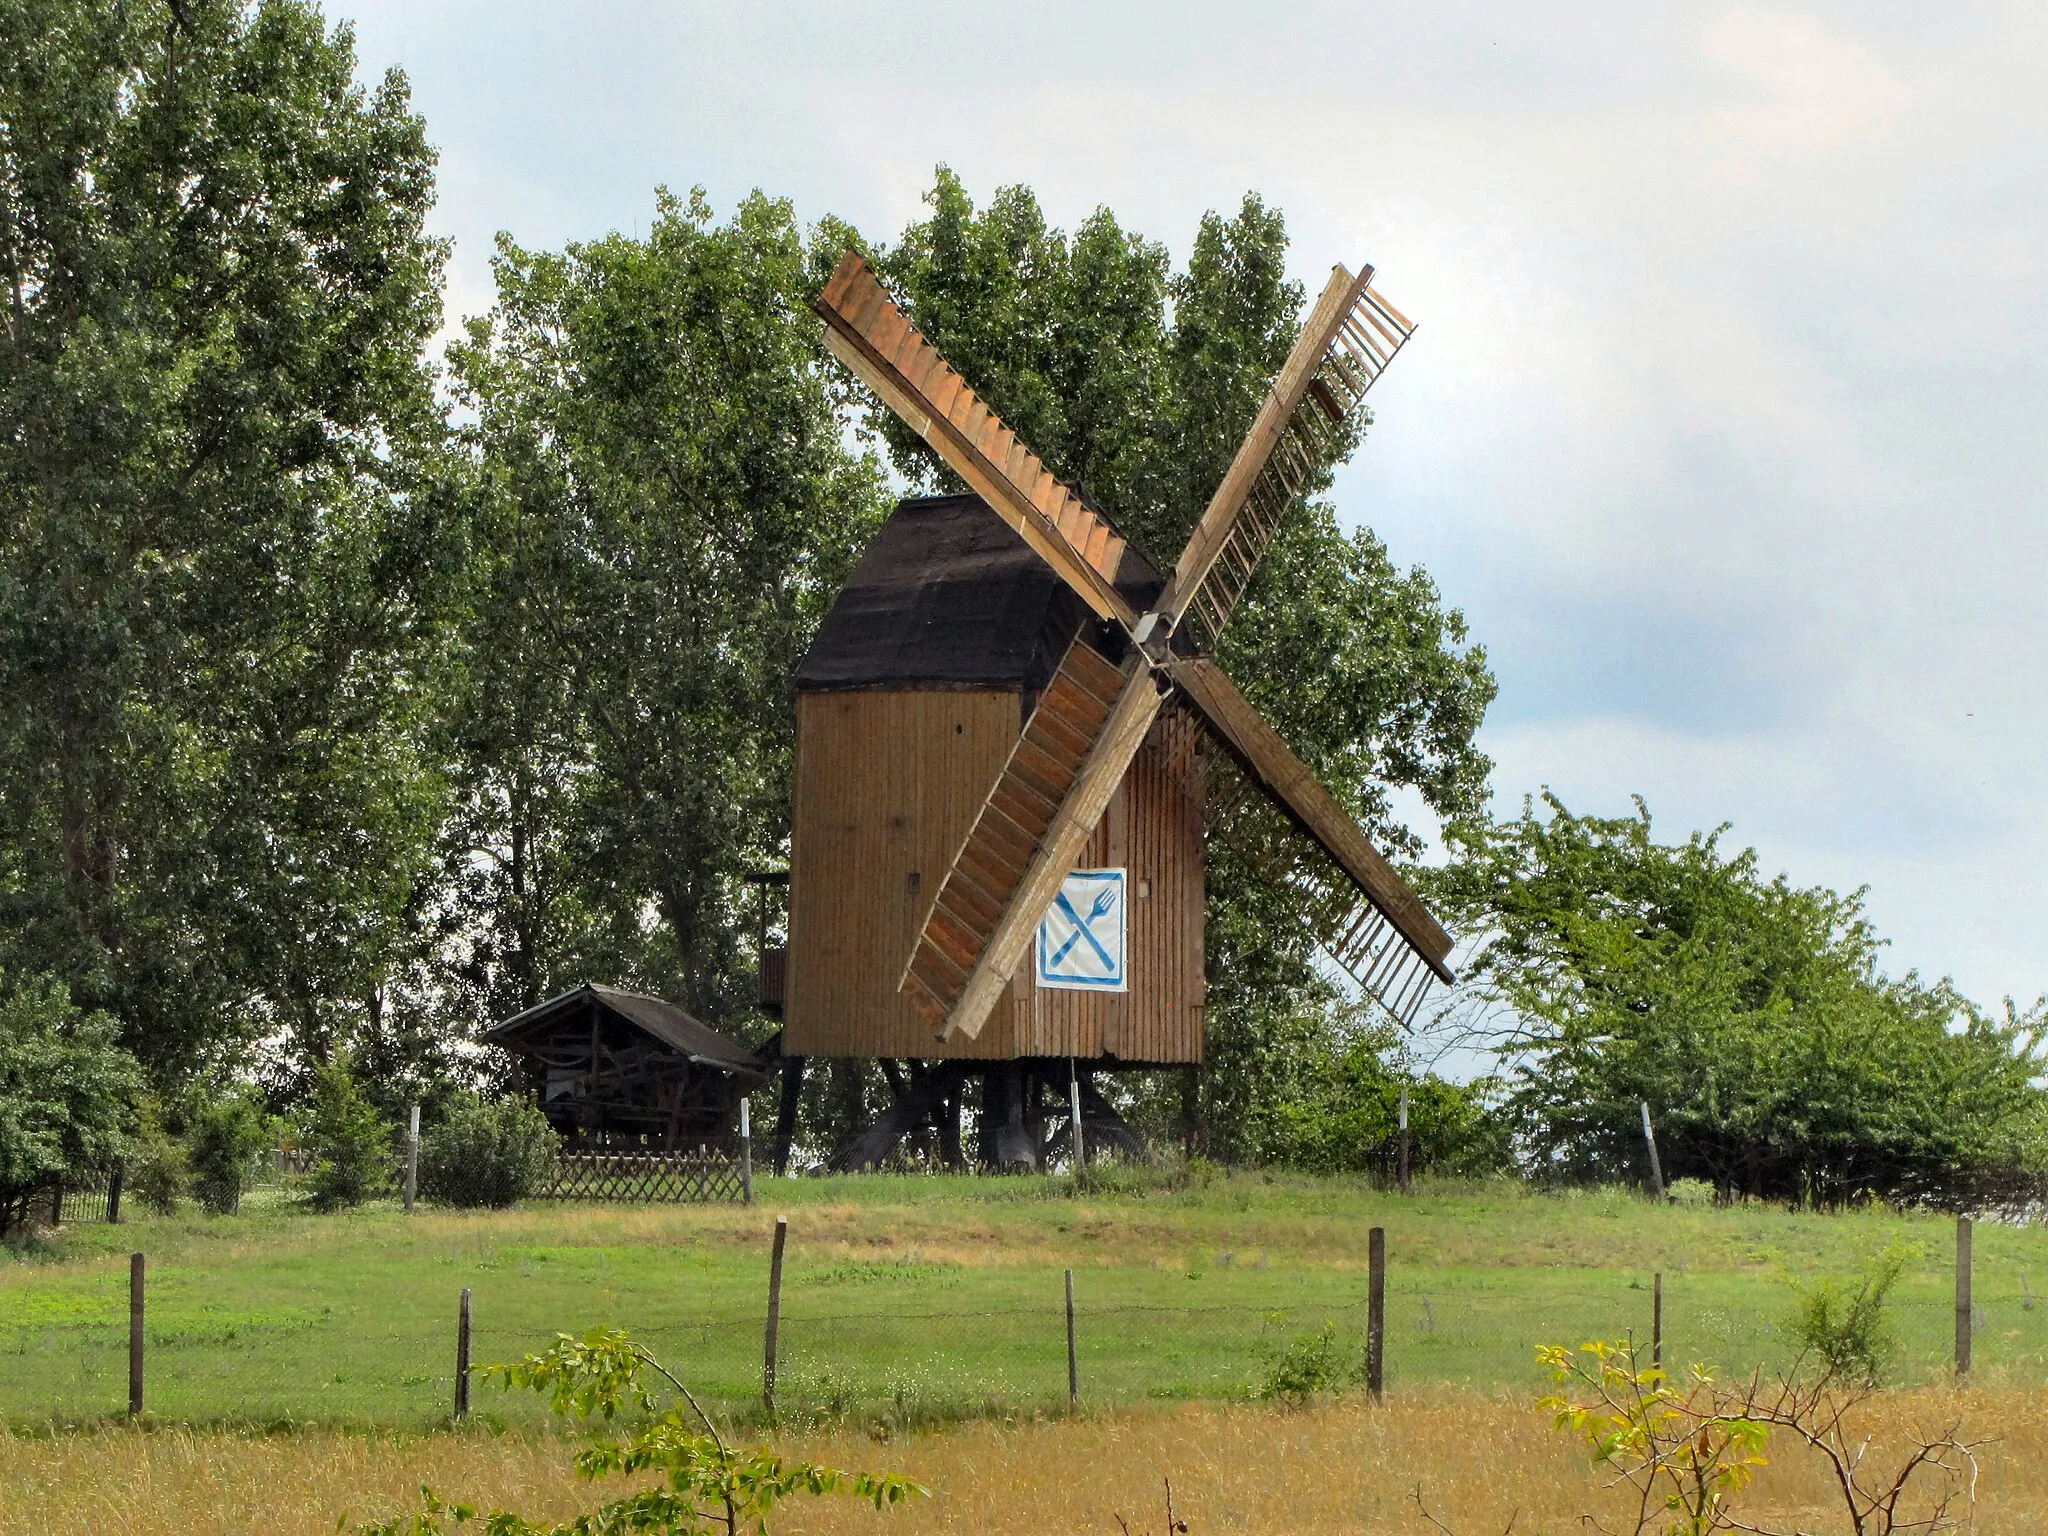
[4,1386,2045,1534]
[4,1172,2047,1428]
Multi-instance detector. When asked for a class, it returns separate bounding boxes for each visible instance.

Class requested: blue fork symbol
[1048,885,1118,971]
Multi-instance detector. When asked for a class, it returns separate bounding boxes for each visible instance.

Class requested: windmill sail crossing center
[754,251,1458,1174]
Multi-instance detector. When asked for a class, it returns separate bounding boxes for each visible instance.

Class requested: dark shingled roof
[485,983,771,1085]
[796,494,1165,692]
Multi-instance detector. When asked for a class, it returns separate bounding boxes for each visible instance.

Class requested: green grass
[4,1172,2045,1428]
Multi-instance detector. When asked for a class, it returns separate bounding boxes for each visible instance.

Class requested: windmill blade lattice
[1167,275,1414,653]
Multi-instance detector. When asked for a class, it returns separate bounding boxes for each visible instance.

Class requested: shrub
[302,1059,392,1210]
[126,1095,189,1215]
[187,1090,271,1214]
[1258,1322,1362,1402]
[1667,1176,1716,1207]
[1786,1249,1905,1385]
[417,1093,559,1208]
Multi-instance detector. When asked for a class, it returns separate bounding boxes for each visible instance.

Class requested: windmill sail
[1159,267,1414,652]
[814,252,1136,628]
[1172,659,1453,1023]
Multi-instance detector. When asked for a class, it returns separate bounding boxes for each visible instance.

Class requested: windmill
[770,250,1454,1172]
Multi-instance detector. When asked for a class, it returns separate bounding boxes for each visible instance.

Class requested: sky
[339,1,2048,1011]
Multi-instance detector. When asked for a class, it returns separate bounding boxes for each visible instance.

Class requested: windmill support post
[773,1055,805,1176]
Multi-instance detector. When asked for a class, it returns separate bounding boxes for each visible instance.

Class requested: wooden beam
[940,663,1167,1041]
[1171,657,1455,980]
[1158,264,1373,624]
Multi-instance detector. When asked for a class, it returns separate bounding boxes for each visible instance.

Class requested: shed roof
[485,983,771,1084]
[796,494,1164,692]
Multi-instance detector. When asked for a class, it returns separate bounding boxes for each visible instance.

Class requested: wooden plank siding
[784,689,1204,1064]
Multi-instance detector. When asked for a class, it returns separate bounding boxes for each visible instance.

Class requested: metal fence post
[1397,1086,1412,1195]
[1956,1215,1973,1377]
[1065,1268,1078,1409]
[404,1104,420,1215]
[1068,1059,1085,1177]
[107,1164,123,1225]
[763,1214,787,1418]
[1639,1102,1665,1200]
[1367,1226,1386,1403]
[1653,1272,1663,1370]
[129,1252,145,1418]
[455,1288,472,1418]
[740,1098,754,1206]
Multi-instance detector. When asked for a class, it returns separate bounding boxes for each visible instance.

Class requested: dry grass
[3,1387,2044,1535]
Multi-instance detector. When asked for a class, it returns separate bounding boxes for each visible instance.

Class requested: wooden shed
[485,983,772,1150]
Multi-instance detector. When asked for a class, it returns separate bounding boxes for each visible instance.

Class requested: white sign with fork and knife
[1035,868,1127,991]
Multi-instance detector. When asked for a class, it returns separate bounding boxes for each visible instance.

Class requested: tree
[1431,793,2048,1206]
[867,170,1496,1157]
[301,1056,391,1209]
[0,970,139,1235]
[440,189,889,1031]
[0,0,455,1085]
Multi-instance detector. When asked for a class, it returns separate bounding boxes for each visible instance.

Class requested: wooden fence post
[740,1098,754,1207]
[404,1104,420,1215]
[107,1164,123,1225]
[1397,1086,1412,1196]
[455,1288,472,1418]
[1653,1272,1663,1370]
[129,1252,145,1418]
[1956,1215,1973,1377]
[763,1215,788,1418]
[1639,1102,1665,1201]
[1065,1268,1079,1410]
[1367,1226,1386,1403]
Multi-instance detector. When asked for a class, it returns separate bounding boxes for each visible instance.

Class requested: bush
[417,1093,559,1208]
[1667,1177,1716,1207]
[126,1095,189,1215]
[187,1090,271,1214]
[1787,1249,1906,1385]
[302,1059,392,1210]
[1258,1322,1363,1402]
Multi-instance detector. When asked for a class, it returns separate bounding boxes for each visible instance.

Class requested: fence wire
[5,1255,2046,1427]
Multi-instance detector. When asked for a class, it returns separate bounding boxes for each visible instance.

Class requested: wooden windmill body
[771,253,1456,1173]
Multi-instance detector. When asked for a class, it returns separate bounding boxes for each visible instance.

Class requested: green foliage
[417,1093,558,1208]
[302,1058,392,1210]
[1786,1248,1905,1386]
[1230,1000,1508,1178]
[1537,1341,1770,1536]
[360,1326,926,1536]
[1257,1322,1362,1403]
[0,970,139,1234]
[438,188,888,1032]
[0,0,457,1085]
[186,1089,271,1214]
[126,1094,189,1215]
[1432,793,2048,1207]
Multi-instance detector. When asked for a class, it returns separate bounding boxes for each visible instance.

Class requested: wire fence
[4,1232,2045,1428]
